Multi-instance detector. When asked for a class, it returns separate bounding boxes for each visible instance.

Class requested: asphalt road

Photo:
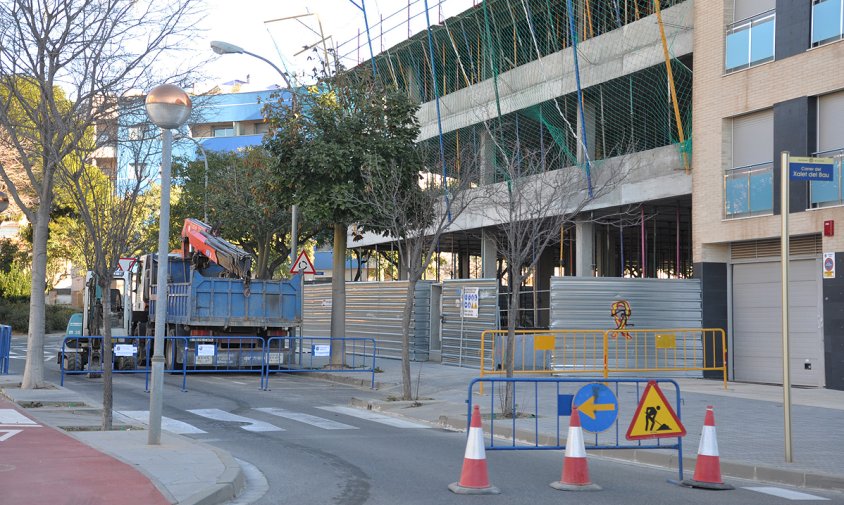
[9,334,844,505]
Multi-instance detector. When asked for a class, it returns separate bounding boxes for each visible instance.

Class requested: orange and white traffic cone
[550,407,601,491]
[682,406,734,490]
[448,404,500,494]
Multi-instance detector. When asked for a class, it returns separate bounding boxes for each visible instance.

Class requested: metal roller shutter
[731,259,824,386]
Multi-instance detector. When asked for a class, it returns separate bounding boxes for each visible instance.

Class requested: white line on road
[117,411,207,434]
[254,407,358,430]
[0,409,38,425]
[743,487,830,501]
[187,409,283,432]
[316,406,430,429]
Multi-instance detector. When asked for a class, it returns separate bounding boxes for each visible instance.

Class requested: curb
[177,443,246,505]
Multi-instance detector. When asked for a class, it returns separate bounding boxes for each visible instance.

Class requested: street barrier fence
[58,335,377,391]
[480,328,727,388]
[0,324,11,374]
[468,377,686,482]
[264,336,377,390]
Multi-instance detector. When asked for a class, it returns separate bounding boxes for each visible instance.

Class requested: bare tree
[482,125,628,415]
[354,146,484,400]
[0,0,203,389]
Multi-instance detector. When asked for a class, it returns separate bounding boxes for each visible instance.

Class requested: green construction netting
[345,0,693,183]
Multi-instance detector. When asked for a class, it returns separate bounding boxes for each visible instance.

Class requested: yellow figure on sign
[610,300,632,340]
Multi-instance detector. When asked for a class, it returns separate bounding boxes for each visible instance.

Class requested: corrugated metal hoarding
[303,281,433,361]
[550,277,703,376]
[440,279,499,368]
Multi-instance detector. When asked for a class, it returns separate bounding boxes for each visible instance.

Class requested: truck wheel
[164,339,175,371]
[116,356,136,370]
[64,352,82,371]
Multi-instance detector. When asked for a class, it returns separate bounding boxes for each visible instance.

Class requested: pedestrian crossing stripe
[625,381,686,440]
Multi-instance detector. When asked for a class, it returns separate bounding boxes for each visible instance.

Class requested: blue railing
[58,335,377,392]
[467,377,685,482]
[0,324,11,374]
[264,336,377,390]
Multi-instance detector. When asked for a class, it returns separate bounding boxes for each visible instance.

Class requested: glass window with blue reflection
[750,18,775,64]
[749,169,773,213]
[810,160,842,205]
[726,172,750,216]
[812,0,843,46]
[726,27,751,71]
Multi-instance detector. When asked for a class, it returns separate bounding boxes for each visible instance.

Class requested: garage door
[731,259,824,386]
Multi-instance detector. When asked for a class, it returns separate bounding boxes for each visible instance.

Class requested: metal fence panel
[303,281,433,361]
[440,279,499,368]
[550,277,703,377]
[0,324,11,374]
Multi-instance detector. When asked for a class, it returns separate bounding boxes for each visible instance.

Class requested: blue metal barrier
[263,336,377,390]
[173,336,265,390]
[59,336,189,391]
[0,324,11,374]
[468,377,685,482]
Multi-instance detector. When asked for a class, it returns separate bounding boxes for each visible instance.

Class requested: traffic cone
[550,407,601,491]
[448,405,500,494]
[682,406,734,490]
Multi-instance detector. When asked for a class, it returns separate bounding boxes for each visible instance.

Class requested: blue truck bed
[150,260,300,329]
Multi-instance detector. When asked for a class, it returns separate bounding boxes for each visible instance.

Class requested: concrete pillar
[481,229,497,279]
[536,247,557,328]
[458,250,470,279]
[403,65,422,103]
[479,130,496,186]
[576,218,595,277]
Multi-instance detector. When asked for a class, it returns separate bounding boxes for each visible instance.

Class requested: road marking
[187,409,283,432]
[0,410,38,425]
[743,487,830,501]
[254,407,358,430]
[0,429,22,442]
[316,406,430,429]
[117,411,207,434]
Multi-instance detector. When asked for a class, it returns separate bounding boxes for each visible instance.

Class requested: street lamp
[145,83,191,446]
[210,40,298,267]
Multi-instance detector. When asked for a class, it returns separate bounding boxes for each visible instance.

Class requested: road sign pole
[781,150,793,463]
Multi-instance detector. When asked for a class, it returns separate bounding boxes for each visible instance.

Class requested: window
[812,0,844,46]
[254,122,269,135]
[213,126,234,137]
[811,92,844,207]
[725,0,775,73]
[725,110,774,218]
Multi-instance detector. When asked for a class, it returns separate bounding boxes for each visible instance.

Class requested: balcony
[724,162,774,218]
[725,10,775,73]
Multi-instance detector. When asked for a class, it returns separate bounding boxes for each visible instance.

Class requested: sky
[200,0,475,90]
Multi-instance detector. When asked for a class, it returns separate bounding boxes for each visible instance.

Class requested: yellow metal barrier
[602,328,728,389]
[479,328,728,391]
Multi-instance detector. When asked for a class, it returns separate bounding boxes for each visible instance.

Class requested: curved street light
[210,40,299,268]
[145,83,192,446]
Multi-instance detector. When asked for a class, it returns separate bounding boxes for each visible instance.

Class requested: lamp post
[145,83,191,446]
[210,40,298,266]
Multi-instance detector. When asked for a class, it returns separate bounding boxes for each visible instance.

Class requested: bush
[0,298,76,333]
[0,265,31,298]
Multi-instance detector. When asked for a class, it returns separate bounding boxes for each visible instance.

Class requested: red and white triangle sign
[290,250,316,275]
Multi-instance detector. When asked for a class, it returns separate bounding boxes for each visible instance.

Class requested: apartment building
[694,0,844,388]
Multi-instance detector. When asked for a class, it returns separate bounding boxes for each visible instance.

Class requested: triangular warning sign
[289,250,316,275]
[626,381,686,440]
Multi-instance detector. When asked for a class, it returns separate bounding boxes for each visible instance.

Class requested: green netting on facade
[346,0,693,180]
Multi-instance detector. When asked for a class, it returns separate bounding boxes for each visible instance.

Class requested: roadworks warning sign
[626,381,686,440]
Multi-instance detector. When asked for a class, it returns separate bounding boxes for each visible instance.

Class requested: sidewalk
[0,374,244,505]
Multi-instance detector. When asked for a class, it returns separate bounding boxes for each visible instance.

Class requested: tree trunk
[400,277,417,400]
[330,223,346,366]
[99,276,114,431]
[21,204,50,389]
[503,277,520,417]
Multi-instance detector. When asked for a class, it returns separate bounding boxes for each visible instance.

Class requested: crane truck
[59,219,301,372]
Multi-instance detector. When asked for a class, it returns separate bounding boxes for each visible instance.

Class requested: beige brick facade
[693,0,844,262]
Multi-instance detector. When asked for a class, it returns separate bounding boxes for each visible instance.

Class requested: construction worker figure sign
[626,381,686,440]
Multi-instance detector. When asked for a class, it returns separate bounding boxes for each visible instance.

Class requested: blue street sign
[789,157,835,181]
[573,383,619,433]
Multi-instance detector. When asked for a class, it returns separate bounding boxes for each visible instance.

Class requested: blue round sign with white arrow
[573,383,619,433]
